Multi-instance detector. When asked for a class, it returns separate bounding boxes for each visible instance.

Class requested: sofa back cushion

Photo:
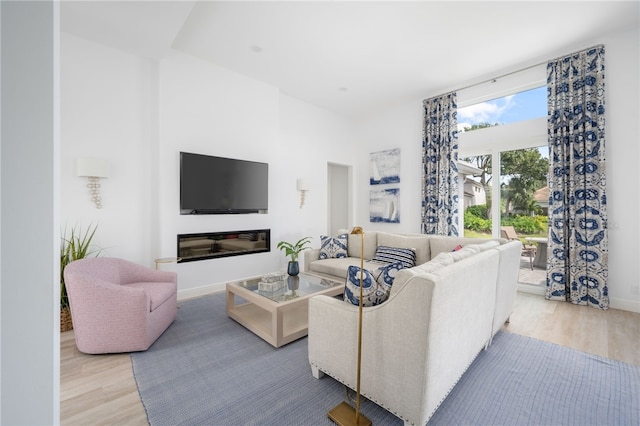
[429,236,505,258]
[377,232,431,264]
[414,252,455,273]
[347,232,378,259]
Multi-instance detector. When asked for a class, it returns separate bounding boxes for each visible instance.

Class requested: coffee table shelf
[226,273,343,347]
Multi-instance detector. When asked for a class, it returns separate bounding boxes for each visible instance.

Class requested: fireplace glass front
[177,229,270,262]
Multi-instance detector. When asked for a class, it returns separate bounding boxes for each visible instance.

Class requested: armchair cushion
[125,281,178,311]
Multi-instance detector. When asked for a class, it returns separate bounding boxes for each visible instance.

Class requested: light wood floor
[60,292,640,425]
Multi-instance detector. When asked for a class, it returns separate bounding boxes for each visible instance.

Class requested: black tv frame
[179,151,269,215]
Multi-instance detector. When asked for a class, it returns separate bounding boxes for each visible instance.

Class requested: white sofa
[306,231,522,426]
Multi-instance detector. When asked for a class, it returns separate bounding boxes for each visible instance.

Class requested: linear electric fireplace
[177,229,270,263]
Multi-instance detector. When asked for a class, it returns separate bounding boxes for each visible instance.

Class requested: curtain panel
[421,93,459,236]
[546,45,608,309]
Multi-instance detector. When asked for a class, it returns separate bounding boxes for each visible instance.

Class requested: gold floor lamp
[328,226,372,426]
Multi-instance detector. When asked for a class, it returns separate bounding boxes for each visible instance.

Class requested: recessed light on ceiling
[250,45,263,53]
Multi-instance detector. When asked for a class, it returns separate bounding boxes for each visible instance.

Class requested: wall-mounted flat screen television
[180,151,268,215]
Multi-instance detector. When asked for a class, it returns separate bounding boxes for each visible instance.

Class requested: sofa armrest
[491,240,522,336]
[309,277,435,425]
[303,248,321,273]
[309,249,500,426]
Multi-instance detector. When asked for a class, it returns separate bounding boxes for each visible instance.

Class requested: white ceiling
[60,1,639,118]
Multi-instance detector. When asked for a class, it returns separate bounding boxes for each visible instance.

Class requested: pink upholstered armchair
[64,257,178,354]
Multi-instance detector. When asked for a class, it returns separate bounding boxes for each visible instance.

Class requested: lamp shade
[350,226,364,235]
[296,178,310,191]
[77,158,109,178]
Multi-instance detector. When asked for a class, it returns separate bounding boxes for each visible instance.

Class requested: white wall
[61,34,156,266]
[61,40,358,298]
[157,51,281,296]
[603,26,640,311]
[354,101,424,234]
[61,25,638,311]
[279,94,359,236]
[352,26,640,312]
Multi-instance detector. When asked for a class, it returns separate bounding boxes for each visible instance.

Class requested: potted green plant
[277,236,312,276]
[60,223,101,332]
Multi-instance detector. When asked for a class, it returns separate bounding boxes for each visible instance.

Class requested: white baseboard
[517,282,640,313]
[178,282,225,301]
[517,282,545,296]
[610,297,640,313]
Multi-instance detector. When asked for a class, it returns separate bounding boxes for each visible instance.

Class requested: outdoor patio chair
[500,226,536,270]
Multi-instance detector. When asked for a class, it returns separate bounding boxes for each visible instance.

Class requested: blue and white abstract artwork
[370,188,400,223]
[370,148,400,185]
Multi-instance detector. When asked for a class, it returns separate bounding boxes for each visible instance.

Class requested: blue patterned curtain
[422,93,459,236]
[546,45,608,310]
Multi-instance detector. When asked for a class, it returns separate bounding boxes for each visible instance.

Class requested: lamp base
[328,401,372,426]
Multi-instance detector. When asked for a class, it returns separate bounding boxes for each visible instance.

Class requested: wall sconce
[77,158,109,209]
[296,178,310,209]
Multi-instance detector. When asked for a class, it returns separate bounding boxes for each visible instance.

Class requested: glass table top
[236,273,341,303]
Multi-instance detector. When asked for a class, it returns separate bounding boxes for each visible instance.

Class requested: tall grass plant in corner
[60,224,102,327]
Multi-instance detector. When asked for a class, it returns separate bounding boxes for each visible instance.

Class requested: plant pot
[287,261,300,276]
[61,306,73,332]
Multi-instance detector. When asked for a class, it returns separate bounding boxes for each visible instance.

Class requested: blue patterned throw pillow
[344,266,378,306]
[319,233,348,259]
[376,261,404,287]
[344,262,404,307]
[371,246,416,268]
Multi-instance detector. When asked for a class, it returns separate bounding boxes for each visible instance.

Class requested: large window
[458,86,547,129]
[458,78,548,285]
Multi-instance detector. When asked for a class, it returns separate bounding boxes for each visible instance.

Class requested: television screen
[180,152,268,214]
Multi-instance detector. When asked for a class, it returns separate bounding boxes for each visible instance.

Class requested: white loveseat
[306,231,522,426]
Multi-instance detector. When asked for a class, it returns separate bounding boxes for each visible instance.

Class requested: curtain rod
[451,44,604,95]
[454,61,546,94]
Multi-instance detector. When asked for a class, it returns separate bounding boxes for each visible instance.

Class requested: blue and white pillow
[344,261,404,307]
[319,233,348,259]
[376,261,404,287]
[344,266,379,307]
[371,246,416,268]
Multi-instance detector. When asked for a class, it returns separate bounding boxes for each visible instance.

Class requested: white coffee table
[226,273,343,347]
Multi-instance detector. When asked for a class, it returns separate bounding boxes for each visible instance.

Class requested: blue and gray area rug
[131,293,640,425]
